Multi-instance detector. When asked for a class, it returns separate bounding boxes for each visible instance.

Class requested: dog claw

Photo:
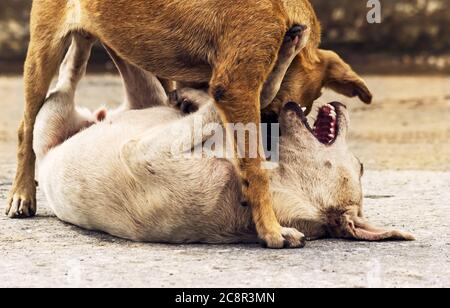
[6,189,37,218]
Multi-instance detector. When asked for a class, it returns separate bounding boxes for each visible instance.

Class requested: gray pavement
[1,154,449,287]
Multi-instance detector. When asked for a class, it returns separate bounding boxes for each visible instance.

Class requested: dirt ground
[1,75,449,170]
[0,75,449,288]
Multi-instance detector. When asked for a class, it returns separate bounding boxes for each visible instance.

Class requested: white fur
[66,0,83,27]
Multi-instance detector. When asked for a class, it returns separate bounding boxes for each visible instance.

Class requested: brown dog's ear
[345,216,415,241]
[320,50,373,104]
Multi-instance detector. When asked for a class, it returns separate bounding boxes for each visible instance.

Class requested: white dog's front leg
[33,33,95,161]
[104,45,168,111]
[120,104,221,178]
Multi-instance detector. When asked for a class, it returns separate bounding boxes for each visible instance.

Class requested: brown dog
[268,49,373,116]
[7,0,370,249]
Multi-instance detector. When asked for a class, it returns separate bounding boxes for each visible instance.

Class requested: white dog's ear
[320,50,373,104]
[345,216,415,241]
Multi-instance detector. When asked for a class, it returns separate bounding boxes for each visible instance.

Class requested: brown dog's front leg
[7,120,38,218]
[6,9,75,217]
[209,84,305,249]
[209,25,305,249]
[7,52,69,217]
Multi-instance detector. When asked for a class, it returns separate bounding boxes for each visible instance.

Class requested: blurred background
[0,0,449,172]
[1,0,449,73]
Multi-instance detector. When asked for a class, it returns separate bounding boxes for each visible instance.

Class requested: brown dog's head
[267,49,373,115]
[272,102,414,241]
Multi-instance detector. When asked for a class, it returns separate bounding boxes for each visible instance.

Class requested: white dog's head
[272,101,414,241]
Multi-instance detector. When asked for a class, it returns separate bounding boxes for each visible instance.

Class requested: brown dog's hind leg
[210,24,306,249]
[261,24,310,109]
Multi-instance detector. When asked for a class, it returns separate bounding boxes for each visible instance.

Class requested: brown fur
[267,49,373,116]
[7,0,357,249]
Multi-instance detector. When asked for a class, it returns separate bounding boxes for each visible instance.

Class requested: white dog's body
[37,105,260,243]
[33,34,414,245]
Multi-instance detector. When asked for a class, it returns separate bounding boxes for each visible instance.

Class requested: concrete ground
[0,75,449,288]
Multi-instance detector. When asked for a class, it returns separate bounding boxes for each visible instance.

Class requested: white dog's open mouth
[311,103,341,145]
[284,101,344,146]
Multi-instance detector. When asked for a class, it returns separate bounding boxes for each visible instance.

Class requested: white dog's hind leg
[33,33,95,161]
[103,45,167,112]
[120,103,221,178]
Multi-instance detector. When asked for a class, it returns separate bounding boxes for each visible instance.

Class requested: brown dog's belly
[100,33,213,82]
[105,40,212,83]
[80,0,232,82]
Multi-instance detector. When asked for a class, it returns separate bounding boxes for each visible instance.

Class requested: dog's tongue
[313,104,337,144]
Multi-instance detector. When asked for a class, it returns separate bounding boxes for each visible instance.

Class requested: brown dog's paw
[261,227,306,249]
[281,24,310,59]
[5,184,37,218]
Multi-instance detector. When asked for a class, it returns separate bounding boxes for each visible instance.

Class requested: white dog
[32,34,414,247]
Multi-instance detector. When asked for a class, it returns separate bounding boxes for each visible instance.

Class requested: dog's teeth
[322,106,331,113]
[302,107,307,112]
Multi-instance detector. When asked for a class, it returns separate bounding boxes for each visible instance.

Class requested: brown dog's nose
[285,24,308,42]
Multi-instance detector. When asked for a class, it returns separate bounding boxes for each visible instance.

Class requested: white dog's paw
[168,92,199,115]
[261,227,306,249]
[168,88,212,115]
